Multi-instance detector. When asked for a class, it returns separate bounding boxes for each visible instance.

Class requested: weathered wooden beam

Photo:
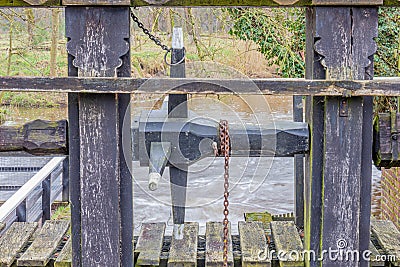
[0,119,67,155]
[4,0,400,7]
[304,6,377,267]
[65,7,133,267]
[5,76,400,95]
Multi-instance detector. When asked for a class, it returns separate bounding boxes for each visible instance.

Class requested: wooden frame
[4,76,400,95]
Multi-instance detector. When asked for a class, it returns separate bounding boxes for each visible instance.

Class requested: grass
[51,204,71,235]
[51,204,71,221]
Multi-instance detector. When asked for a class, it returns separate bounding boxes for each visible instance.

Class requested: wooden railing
[0,156,68,232]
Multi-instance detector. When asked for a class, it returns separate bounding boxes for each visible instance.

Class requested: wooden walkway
[0,219,399,267]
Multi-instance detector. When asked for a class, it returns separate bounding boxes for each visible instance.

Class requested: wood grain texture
[369,241,385,266]
[304,8,325,267]
[65,7,131,267]
[270,221,303,267]
[78,93,121,267]
[0,119,67,154]
[314,7,376,267]
[65,8,129,77]
[371,220,400,266]
[6,76,400,95]
[135,223,166,266]
[373,113,400,167]
[17,220,69,266]
[0,222,38,266]
[1,0,399,7]
[205,222,233,267]
[305,6,377,267]
[63,0,128,6]
[168,222,199,267]
[54,238,72,267]
[238,221,270,267]
[313,0,382,4]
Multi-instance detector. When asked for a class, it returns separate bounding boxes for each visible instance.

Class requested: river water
[4,92,382,235]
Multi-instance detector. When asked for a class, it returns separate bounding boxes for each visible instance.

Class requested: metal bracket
[339,97,349,117]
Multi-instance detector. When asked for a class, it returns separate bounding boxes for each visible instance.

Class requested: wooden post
[41,174,51,222]
[293,95,304,229]
[168,28,189,231]
[16,200,27,222]
[65,7,132,267]
[305,7,377,267]
[62,157,69,202]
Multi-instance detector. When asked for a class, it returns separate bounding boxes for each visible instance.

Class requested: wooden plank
[117,35,134,267]
[313,0,382,4]
[0,222,38,266]
[6,76,400,96]
[304,7,325,267]
[168,28,189,226]
[0,157,65,222]
[205,222,233,267]
[168,222,199,267]
[2,0,399,7]
[305,7,377,267]
[270,221,303,267]
[369,241,385,266]
[135,223,166,266]
[17,220,70,266]
[293,95,304,229]
[0,119,67,155]
[54,238,72,267]
[65,7,131,267]
[63,0,129,6]
[238,221,270,267]
[371,220,400,266]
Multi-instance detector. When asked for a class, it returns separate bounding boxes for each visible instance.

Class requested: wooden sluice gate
[0,219,399,267]
[3,0,400,266]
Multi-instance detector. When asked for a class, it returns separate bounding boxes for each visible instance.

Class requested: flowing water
[3,93,381,235]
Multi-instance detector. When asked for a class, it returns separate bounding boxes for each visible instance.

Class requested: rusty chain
[219,120,230,267]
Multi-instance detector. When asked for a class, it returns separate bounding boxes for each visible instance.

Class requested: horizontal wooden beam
[0,0,398,7]
[3,76,400,96]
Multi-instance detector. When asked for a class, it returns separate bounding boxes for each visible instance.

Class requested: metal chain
[130,9,186,66]
[130,8,171,52]
[219,120,230,267]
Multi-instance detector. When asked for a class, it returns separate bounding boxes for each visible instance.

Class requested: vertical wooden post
[16,200,27,222]
[168,28,189,230]
[62,156,69,202]
[66,7,132,267]
[305,7,377,267]
[293,95,304,229]
[41,174,51,222]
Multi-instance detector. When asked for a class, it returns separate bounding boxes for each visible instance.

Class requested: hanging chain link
[130,8,186,66]
[219,120,230,267]
[130,9,171,52]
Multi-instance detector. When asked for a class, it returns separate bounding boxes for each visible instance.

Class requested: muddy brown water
[3,94,382,235]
